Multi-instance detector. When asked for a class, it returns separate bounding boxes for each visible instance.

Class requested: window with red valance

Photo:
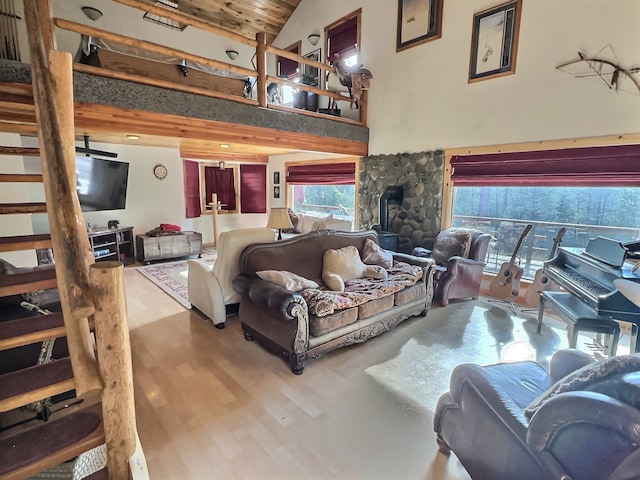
[326,12,360,63]
[240,164,267,213]
[450,144,640,187]
[184,160,201,219]
[277,42,300,80]
[204,166,236,211]
[286,162,356,185]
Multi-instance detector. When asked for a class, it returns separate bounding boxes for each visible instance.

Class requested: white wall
[278,0,640,154]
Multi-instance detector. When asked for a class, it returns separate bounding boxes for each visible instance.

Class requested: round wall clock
[153,164,168,180]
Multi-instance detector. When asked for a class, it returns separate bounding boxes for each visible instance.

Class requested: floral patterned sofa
[232,229,434,374]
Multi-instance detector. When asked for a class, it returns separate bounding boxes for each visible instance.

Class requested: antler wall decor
[556,44,640,95]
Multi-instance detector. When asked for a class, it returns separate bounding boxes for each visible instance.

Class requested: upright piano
[541,237,640,352]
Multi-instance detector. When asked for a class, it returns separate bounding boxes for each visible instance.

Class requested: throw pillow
[322,245,387,292]
[524,354,640,419]
[362,238,393,269]
[283,209,299,234]
[256,270,319,291]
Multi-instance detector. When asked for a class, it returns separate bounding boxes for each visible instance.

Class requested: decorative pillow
[524,354,640,419]
[256,270,319,291]
[362,238,393,269]
[431,229,473,265]
[322,245,387,292]
[283,208,299,234]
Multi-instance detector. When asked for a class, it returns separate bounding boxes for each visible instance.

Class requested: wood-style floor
[125,265,473,479]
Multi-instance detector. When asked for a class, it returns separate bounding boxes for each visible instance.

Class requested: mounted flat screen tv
[76,156,129,211]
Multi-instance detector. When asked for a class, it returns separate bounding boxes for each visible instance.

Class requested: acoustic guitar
[523,227,567,308]
[489,224,533,300]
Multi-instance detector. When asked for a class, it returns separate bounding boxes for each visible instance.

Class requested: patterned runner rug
[137,255,216,308]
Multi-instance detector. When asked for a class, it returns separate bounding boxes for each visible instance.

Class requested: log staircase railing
[0,0,146,478]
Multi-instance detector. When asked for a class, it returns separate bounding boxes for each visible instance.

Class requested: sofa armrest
[392,252,434,268]
[445,256,485,274]
[188,259,226,327]
[233,273,307,320]
[548,348,594,382]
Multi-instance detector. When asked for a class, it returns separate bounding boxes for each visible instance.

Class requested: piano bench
[538,291,621,356]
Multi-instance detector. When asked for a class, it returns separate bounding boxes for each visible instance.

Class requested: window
[184,160,201,219]
[450,144,640,277]
[276,42,301,105]
[286,162,356,222]
[325,9,361,66]
[201,163,238,213]
[239,164,267,213]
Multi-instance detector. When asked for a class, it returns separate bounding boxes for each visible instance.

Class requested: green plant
[298,73,318,87]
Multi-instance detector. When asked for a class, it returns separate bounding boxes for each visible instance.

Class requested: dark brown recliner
[412,228,491,307]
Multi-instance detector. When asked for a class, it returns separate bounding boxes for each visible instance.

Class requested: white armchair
[188,227,276,328]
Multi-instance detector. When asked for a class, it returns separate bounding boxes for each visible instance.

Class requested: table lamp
[266,207,294,240]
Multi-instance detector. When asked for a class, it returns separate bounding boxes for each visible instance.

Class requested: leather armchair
[188,227,276,328]
[434,349,640,480]
[412,228,491,307]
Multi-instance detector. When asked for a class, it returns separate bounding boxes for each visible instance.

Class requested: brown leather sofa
[232,230,434,374]
[412,227,491,307]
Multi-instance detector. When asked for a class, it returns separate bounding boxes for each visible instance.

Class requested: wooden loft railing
[51,0,368,127]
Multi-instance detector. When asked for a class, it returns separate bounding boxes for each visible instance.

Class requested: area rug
[137,255,216,308]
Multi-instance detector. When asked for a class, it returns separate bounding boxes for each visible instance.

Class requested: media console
[87,226,135,265]
[135,231,202,264]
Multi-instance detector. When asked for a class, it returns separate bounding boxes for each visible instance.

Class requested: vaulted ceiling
[135,0,302,43]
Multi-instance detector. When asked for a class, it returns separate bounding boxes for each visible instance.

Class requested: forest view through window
[290,185,355,222]
[453,186,640,277]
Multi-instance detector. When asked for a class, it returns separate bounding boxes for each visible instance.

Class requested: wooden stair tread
[0,174,43,183]
[0,234,52,253]
[0,403,104,479]
[0,203,48,214]
[0,266,57,297]
[0,358,75,413]
[0,312,65,351]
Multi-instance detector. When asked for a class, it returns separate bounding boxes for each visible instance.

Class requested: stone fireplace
[358,150,444,252]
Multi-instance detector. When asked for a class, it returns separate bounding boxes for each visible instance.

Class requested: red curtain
[450,144,640,187]
[204,166,236,211]
[240,164,267,213]
[277,44,299,80]
[328,16,358,62]
[184,160,201,219]
[286,162,355,185]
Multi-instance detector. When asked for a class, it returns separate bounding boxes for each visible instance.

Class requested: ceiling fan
[75,134,118,158]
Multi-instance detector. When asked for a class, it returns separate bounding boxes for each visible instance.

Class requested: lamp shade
[267,208,294,230]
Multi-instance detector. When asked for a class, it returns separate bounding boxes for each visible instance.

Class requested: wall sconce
[307,34,320,46]
[225,50,239,60]
[81,6,103,21]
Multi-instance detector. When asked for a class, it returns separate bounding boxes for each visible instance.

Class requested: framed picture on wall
[274,171,280,184]
[468,0,522,82]
[303,48,321,89]
[396,0,443,52]
[274,186,280,199]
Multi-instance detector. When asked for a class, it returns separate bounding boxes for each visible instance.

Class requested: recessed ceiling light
[127,135,140,140]
[219,144,230,149]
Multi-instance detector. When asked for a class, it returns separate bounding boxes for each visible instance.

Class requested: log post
[90,261,137,480]
[256,32,268,108]
[35,0,56,54]
[24,0,102,394]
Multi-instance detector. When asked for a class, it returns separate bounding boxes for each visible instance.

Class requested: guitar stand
[487,297,519,315]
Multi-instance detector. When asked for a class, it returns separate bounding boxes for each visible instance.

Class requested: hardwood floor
[124,265,473,479]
